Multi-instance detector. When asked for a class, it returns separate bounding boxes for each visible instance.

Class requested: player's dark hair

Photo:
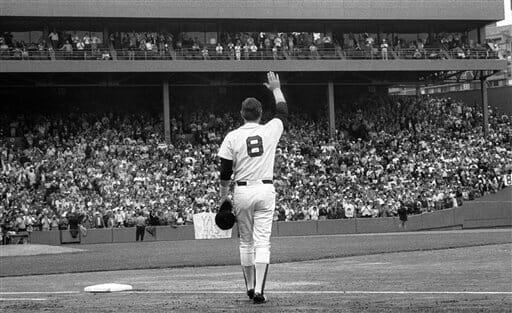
[241,97,262,122]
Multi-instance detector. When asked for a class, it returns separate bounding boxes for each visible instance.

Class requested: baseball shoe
[253,292,266,304]
[247,289,255,299]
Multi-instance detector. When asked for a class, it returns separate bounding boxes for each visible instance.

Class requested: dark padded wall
[27,188,511,245]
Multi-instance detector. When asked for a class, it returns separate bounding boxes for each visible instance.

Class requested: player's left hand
[215,198,235,230]
[220,197,232,208]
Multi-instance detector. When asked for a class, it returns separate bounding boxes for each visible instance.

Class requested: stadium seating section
[0,31,501,61]
[1,95,511,244]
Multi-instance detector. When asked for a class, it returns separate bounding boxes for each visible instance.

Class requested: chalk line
[127,290,512,295]
[3,290,510,295]
[0,291,79,295]
[0,298,47,301]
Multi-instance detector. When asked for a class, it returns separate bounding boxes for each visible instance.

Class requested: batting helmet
[215,199,236,230]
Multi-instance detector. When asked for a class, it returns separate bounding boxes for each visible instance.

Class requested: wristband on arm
[220,183,229,199]
[273,88,285,103]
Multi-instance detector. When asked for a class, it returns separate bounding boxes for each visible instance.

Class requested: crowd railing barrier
[0,47,498,61]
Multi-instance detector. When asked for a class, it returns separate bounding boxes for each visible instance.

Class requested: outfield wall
[29,189,511,245]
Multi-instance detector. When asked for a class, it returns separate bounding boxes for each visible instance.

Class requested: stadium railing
[0,47,497,61]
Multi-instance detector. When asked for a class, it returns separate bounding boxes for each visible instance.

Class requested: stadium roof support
[481,74,490,138]
[163,78,171,143]
[328,81,336,139]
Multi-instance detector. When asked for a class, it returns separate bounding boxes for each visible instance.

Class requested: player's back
[224,118,283,182]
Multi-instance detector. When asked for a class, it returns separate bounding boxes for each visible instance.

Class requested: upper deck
[0,0,505,21]
[0,0,507,76]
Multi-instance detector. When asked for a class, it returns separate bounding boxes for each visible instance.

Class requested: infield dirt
[1,243,511,312]
[0,229,511,312]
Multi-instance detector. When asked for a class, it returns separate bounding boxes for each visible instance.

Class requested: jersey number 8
[246,135,264,157]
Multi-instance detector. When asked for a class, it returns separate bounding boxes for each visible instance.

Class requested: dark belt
[236,180,273,186]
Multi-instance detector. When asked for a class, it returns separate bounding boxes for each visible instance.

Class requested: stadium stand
[0,0,509,244]
[1,95,510,244]
[0,30,500,61]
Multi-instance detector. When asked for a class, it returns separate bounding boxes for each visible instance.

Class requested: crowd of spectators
[1,29,504,61]
[0,30,109,60]
[1,95,511,243]
[272,96,511,221]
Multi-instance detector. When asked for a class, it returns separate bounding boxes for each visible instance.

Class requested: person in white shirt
[234,43,242,60]
[309,206,319,220]
[215,43,224,59]
[49,30,59,49]
[381,39,389,60]
[76,40,85,51]
[344,202,355,218]
[218,72,288,304]
[249,43,258,59]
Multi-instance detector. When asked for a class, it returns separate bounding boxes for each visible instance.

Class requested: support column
[163,79,171,143]
[43,25,49,45]
[416,85,421,99]
[103,25,109,48]
[480,76,489,138]
[327,81,336,139]
[477,27,486,45]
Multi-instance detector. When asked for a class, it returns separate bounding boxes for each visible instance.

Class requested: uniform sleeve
[274,100,289,130]
[218,133,233,160]
[219,158,233,181]
[265,118,284,140]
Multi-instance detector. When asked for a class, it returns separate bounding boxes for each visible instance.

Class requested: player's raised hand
[263,71,281,91]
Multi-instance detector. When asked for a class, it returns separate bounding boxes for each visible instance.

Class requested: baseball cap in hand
[215,200,236,230]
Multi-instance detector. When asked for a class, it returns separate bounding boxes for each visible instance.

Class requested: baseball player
[217,71,287,304]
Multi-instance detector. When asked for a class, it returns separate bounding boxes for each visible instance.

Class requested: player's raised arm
[264,71,288,129]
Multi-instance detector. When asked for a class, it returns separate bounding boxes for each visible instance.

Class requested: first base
[84,283,133,293]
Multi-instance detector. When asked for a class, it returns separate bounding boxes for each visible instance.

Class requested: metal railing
[0,47,498,61]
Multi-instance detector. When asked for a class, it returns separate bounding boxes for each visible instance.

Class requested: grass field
[0,229,511,312]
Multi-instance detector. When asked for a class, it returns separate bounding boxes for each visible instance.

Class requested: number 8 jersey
[218,118,284,182]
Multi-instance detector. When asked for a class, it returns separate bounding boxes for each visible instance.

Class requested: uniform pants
[234,184,275,265]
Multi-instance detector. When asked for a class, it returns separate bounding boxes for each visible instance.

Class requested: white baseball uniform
[218,118,284,265]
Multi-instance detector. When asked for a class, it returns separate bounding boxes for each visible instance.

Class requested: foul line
[0,291,80,295]
[2,290,510,296]
[127,290,512,295]
[0,298,47,301]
